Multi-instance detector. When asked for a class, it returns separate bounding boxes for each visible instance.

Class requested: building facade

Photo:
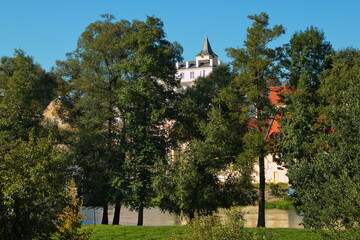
[175,36,221,87]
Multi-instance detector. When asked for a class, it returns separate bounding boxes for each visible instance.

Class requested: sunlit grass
[81,225,323,240]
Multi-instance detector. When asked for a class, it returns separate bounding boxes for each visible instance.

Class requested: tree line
[0,12,358,239]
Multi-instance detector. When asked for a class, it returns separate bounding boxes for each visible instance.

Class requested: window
[61,119,67,124]
[273,171,279,183]
[54,118,59,125]
[190,72,194,79]
[179,73,184,79]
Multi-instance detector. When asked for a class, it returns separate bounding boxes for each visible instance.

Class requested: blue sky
[1,0,359,71]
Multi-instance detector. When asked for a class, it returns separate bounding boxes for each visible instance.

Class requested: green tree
[154,65,257,219]
[277,27,333,172]
[55,15,131,225]
[54,179,92,240]
[281,49,360,230]
[115,16,182,226]
[172,65,234,142]
[224,12,284,227]
[0,49,57,143]
[0,134,71,240]
[155,106,256,219]
[57,15,182,226]
[281,26,332,89]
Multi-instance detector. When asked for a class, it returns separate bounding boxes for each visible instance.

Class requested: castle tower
[175,36,221,87]
[195,36,218,62]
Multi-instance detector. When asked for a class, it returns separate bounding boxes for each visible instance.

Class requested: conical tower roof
[196,36,218,57]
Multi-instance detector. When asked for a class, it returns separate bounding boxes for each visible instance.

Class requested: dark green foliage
[56,15,182,225]
[269,184,287,198]
[281,26,333,89]
[225,12,284,227]
[173,65,234,141]
[0,49,57,142]
[155,66,256,219]
[280,49,360,230]
[0,134,71,240]
[115,16,182,225]
[55,15,132,224]
[0,50,67,239]
[277,28,333,165]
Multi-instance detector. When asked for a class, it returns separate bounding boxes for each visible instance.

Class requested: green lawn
[265,199,295,210]
[82,225,322,240]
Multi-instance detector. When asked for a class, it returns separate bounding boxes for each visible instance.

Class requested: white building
[176,36,221,87]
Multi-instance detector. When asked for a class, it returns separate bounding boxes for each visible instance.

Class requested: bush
[269,183,287,198]
[53,180,92,240]
[174,207,271,240]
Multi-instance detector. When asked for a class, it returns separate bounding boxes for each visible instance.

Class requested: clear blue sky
[1,0,359,71]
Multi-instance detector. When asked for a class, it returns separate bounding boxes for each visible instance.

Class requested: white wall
[252,154,289,183]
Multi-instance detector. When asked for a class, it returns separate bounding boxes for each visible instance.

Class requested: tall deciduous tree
[278,27,333,163]
[154,65,256,219]
[172,65,234,142]
[280,49,360,230]
[225,12,284,227]
[281,26,332,89]
[57,15,182,226]
[115,16,182,226]
[0,49,57,143]
[0,50,69,239]
[155,106,257,219]
[55,14,131,225]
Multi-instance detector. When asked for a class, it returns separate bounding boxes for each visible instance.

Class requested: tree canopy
[280,49,360,230]
[225,12,284,227]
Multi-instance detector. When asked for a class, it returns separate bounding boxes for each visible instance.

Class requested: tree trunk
[137,205,144,226]
[112,202,121,225]
[257,155,266,227]
[101,204,109,225]
[189,211,195,220]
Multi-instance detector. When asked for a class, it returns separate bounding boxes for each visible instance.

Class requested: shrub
[269,183,287,198]
[175,207,271,240]
[53,179,92,240]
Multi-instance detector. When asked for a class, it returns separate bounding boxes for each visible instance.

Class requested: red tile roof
[268,86,291,105]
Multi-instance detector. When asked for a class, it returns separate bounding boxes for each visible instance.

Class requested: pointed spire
[197,35,218,57]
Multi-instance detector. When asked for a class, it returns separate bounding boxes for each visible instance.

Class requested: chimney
[186,61,189,68]
[196,60,199,68]
[210,59,214,67]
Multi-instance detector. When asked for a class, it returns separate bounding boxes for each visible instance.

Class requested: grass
[82,225,187,240]
[252,183,288,189]
[265,198,295,210]
[82,225,322,240]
